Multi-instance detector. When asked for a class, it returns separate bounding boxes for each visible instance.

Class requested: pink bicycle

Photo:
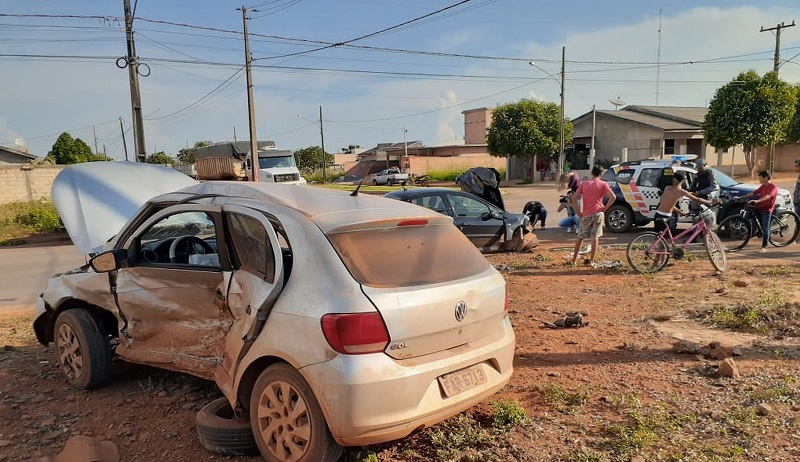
[626,206,727,273]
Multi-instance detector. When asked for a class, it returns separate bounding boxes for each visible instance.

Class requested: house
[0,145,37,164]
[570,105,715,166]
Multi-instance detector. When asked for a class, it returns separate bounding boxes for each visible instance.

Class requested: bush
[427,167,507,183]
[1,199,64,233]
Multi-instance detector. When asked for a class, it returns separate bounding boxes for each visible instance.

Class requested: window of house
[664,139,675,155]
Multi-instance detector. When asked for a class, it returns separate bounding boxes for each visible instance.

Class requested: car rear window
[327,223,491,288]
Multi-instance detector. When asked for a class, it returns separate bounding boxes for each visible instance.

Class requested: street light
[298,105,327,182]
[529,47,565,176]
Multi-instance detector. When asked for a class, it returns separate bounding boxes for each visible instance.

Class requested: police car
[601,157,792,233]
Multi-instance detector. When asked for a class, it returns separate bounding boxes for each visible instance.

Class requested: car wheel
[250,363,342,462]
[372,179,378,186]
[388,179,394,186]
[605,205,633,233]
[54,309,112,389]
[196,397,259,456]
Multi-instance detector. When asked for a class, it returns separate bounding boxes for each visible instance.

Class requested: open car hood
[52,162,197,255]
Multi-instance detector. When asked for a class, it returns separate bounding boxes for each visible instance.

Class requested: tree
[294,145,332,173]
[177,140,212,164]
[48,132,112,163]
[787,84,800,144]
[704,70,797,172]
[145,151,176,165]
[486,99,574,180]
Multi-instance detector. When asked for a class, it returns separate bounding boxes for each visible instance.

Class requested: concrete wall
[0,165,65,205]
[463,108,492,145]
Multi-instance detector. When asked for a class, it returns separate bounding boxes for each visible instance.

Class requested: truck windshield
[258,153,296,169]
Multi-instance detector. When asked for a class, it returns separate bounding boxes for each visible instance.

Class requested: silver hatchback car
[33,162,515,462]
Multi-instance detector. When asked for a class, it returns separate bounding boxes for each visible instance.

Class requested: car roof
[384,187,459,199]
[173,182,450,234]
[612,159,696,172]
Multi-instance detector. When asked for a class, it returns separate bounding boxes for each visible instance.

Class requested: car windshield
[710,168,739,188]
[258,152,296,169]
[328,223,491,287]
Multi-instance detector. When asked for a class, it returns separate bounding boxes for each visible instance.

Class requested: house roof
[0,145,37,160]
[358,141,422,155]
[572,105,707,132]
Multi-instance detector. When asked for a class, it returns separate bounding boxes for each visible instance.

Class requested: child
[522,201,548,229]
[557,191,580,232]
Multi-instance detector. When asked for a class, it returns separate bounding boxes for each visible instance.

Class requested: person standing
[793,158,800,217]
[569,165,615,267]
[689,158,719,200]
[735,170,778,252]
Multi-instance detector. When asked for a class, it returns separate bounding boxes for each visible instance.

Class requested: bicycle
[626,205,727,273]
[715,199,800,252]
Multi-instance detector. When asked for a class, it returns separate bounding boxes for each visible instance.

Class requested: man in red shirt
[735,170,778,252]
[570,165,615,266]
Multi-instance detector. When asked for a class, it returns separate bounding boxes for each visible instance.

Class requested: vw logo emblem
[454,301,467,322]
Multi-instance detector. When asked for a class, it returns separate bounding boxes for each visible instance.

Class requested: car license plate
[438,364,488,398]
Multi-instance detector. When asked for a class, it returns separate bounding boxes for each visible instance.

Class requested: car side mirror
[481,211,503,221]
[90,249,128,273]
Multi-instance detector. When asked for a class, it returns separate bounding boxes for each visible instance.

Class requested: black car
[385,187,530,252]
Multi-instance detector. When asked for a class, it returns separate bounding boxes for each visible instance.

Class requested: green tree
[145,151,176,165]
[177,140,212,164]
[294,145,332,173]
[704,70,797,171]
[787,84,800,144]
[486,99,573,180]
[48,132,95,164]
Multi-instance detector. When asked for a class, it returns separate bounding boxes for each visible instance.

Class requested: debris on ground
[542,311,589,329]
[37,435,120,462]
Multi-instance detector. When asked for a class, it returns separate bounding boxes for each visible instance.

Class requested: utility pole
[92,125,99,154]
[119,117,129,161]
[761,21,795,75]
[319,105,326,183]
[559,45,565,176]
[760,20,794,174]
[121,0,146,162]
[239,5,259,181]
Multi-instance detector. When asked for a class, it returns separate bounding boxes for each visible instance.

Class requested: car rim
[610,211,625,229]
[255,380,311,461]
[56,323,83,380]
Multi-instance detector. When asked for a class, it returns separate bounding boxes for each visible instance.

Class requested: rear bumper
[302,318,515,447]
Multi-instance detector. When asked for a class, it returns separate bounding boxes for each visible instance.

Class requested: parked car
[601,159,793,233]
[384,187,534,252]
[33,162,515,462]
[372,167,409,186]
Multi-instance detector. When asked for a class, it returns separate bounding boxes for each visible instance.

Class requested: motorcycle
[411,174,430,187]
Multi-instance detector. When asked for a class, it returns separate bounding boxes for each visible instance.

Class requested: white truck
[194,141,306,185]
[372,168,409,186]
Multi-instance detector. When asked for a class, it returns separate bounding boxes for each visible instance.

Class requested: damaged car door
[112,205,232,378]
[214,205,284,398]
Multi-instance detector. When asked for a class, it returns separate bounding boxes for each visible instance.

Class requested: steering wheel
[169,236,214,263]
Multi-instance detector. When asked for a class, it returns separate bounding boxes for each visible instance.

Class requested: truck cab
[248,148,307,184]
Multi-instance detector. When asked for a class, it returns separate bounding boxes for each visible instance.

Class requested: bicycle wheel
[626,232,670,273]
[715,215,750,252]
[703,229,727,272]
[769,210,800,247]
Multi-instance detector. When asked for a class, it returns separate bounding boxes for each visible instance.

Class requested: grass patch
[761,265,793,276]
[539,384,589,413]
[692,286,800,338]
[0,199,64,245]
[490,398,528,432]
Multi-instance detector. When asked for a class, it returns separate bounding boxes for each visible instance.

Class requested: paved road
[0,243,86,313]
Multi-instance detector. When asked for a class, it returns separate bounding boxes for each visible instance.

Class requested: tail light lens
[321,312,389,354]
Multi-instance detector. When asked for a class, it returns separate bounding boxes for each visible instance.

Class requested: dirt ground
[2,242,800,462]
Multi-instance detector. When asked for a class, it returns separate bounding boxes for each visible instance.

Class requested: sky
[1,0,800,160]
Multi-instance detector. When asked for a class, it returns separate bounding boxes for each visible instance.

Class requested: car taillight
[321,313,389,354]
[397,219,428,227]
